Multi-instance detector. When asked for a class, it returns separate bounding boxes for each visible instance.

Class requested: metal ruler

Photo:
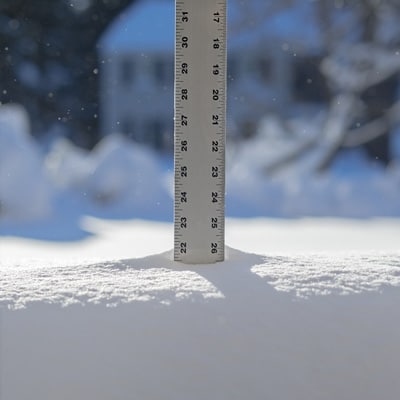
[174,0,226,263]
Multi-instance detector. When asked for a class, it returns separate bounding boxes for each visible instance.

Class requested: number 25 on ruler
[174,0,226,264]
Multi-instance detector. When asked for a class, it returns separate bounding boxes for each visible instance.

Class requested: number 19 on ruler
[174,0,227,263]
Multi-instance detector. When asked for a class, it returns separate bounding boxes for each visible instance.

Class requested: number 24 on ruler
[174,0,227,264]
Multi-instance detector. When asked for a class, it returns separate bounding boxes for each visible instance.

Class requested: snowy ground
[1,218,400,400]
[1,104,400,399]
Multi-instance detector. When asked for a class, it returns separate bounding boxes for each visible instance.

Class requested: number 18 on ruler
[174,0,227,263]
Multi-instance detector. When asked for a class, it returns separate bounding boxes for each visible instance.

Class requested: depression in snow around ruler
[174,0,227,264]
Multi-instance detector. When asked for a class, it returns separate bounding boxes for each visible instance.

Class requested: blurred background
[1,0,400,237]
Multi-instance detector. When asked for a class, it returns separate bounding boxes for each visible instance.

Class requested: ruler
[174,0,227,264]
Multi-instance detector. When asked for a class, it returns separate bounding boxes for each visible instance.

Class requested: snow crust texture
[1,248,400,309]
[253,252,400,298]
[1,248,400,400]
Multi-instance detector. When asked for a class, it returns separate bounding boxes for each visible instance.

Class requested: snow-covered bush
[46,133,172,218]
[0,104,53,220]
[45,137,91,189]
[226,116,400,218]
[87,134,168,206]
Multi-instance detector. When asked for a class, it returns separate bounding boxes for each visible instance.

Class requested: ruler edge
[173,0,227,264]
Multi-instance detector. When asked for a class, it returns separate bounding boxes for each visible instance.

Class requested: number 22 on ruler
[174,0,226,264]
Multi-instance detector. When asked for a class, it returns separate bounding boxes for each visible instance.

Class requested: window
[146,119,164,150]
[153,56,173,86]
[257,56,271,83]
[121,118,135,138]
[120,58,134,84]
[143,119,173,151]
[228,56,238,82]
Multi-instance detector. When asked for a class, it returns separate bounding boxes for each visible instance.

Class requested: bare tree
[314,0,400,170]
[232,0,400,173]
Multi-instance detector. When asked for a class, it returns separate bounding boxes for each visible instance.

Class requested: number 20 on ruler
[174,0,226,263]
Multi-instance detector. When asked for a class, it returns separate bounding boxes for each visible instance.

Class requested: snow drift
[46,134,172,219]
[1,243,400,400]
[0,104,53,221]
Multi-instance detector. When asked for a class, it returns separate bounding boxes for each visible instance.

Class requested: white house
[99,0,322,151]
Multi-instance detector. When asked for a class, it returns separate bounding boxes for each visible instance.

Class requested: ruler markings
[174,0,226,263]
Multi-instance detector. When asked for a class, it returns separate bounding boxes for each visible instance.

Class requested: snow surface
[100,0,174,53]
[1,219,400,308]
[1,99,400,400]
[1,218,400,400]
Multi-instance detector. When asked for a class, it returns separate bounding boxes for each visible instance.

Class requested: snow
[0,104,53,221]
[1,218,400,399]
[321,43,400,92]
[1,105,400,400]
[1,218,400,308]
[100,0,175,53]
[226,118,400,218]
[46,134,171,219]
[1,104,400,222]
[100,0,322,54]
[228,0,322,51]
[2,1,400,396]
[5,248,397,306]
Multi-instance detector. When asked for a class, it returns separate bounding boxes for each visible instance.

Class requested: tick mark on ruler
[174,0,226,264]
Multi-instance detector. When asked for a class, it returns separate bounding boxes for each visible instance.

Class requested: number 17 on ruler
[174,0,227,263]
